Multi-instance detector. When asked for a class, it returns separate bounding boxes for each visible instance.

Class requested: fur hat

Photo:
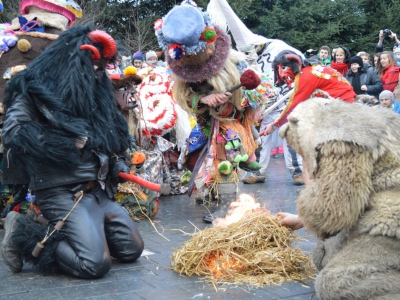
[156,1,231,82]
[132,51,144,62]
[145,50,157,62]
[379,90,394,101]
[349,56,363,67]
[19,0,82,25]
[155,1,217,60]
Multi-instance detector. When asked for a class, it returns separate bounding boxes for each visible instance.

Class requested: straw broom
[171,211,314,286]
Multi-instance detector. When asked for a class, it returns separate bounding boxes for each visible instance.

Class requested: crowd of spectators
[305,30,400,111]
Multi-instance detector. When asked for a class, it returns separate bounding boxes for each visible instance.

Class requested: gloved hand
[111,159,131,183]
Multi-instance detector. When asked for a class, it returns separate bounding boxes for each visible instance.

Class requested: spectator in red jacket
[377,51,400,92]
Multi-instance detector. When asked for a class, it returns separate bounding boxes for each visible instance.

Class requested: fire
[213,194,269,227]
[204,252,243,279]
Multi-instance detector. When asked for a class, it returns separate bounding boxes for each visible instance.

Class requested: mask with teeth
[277,64,296,88]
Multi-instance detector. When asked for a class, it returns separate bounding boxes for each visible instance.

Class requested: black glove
[110,156,131,184]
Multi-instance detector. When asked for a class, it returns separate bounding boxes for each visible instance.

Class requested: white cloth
[258,112,302,176]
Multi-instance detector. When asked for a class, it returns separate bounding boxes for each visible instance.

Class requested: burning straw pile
[171,195,314,286]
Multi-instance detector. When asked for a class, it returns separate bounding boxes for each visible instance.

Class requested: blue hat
[132,51,144,62]
[155,0,217,60]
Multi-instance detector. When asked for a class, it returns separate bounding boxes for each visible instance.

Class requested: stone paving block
[140,264,196,288]
[83,292,145,300]
[135,285,193,300]
[0,279,28,295]
[0,289,65,300]
[178,282,281,299]
[263,280,316,299]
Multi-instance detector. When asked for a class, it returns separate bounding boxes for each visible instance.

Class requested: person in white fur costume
[278,98,400,300]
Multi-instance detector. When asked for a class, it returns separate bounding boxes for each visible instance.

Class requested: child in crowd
[132,51,144,69]
[145,50,158,68]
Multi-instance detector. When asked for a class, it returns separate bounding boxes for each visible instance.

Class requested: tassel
[54,220,64,231]
[32,241,44,257]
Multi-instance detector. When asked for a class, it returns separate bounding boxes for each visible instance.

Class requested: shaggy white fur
[279,98,400,300]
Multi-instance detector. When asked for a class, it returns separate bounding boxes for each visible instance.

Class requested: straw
[171,211,314,286]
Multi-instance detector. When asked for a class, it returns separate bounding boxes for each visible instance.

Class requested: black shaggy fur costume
[13,212,63,274]
[4,26,130,176]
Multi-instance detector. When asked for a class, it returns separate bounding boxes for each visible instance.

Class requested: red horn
[79,45,101,61]
[285,54,302,66]
[88,30,117,59]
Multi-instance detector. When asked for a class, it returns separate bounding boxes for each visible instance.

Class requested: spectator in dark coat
[346,56,383,99]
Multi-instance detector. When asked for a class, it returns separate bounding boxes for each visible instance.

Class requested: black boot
[1,211,63,273]
[1,212,24,272]
[202,193,233,224]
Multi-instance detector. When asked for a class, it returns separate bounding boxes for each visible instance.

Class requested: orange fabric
[132,152,146,165]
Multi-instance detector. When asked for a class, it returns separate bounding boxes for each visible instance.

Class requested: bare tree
[122,8,158,54]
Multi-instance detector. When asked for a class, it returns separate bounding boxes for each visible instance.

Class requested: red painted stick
[118,172,171,195]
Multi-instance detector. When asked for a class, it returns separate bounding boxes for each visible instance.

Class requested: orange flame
[204,252,243,278]
[213,194,270,227]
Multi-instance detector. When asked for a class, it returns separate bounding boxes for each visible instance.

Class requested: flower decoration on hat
[168,44,184,60]
[155,2,216,60]
[201,27,217,43]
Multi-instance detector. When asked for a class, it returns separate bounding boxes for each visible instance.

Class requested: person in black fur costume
[0,26,144,279]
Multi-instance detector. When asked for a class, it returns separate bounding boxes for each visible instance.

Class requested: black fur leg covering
[13,214,63,274]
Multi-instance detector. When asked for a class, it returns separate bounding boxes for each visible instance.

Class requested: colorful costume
[1,27,143,278]
[207,0,306,185]
[0,0,83,110]
[272,51,356,128]
[156,1,264,222]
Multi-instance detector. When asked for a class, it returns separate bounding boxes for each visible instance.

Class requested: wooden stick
[262,89,294,117]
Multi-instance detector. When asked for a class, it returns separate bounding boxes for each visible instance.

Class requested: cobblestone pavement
[0,155,319,300]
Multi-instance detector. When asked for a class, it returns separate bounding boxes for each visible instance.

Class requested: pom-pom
[132,151,146,165]
[201,27,217,43]
[218,161,233,175]
[180,171,192,185]
[240,70,261,90]
[168,44,184,60]
[154,19,163,31]
[124,66,138,75]
[109,73,120,80]
[17,39,31,52]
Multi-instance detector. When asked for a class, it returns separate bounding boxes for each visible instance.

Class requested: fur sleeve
[297,141,374,237]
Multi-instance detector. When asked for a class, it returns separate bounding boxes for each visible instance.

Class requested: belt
[64,180,98,193]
